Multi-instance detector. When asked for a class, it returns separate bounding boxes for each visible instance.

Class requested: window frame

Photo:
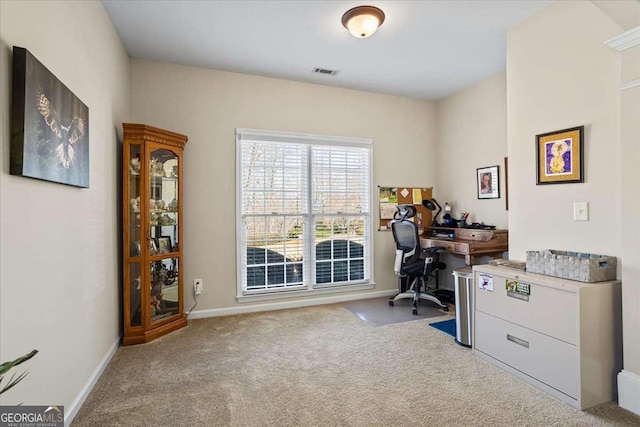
[236,128,375,302]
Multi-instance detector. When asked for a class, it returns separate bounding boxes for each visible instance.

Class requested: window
[236,129,373,299]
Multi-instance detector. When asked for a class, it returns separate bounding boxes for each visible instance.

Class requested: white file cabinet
[472,265,621,410]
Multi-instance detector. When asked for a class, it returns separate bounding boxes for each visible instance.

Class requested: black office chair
[388,205,449,315]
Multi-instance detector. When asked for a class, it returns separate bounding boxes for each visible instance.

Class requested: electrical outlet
[194,279,203,295]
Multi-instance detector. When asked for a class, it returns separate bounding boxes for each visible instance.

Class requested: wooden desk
[420,227,508,265]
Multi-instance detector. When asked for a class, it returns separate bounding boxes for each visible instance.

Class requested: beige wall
[0,0,129,418]
[436,71,508,228]
[593,0,640,31]
[130,59,437,312]
[434,71,508,283]
[507,0,622,261]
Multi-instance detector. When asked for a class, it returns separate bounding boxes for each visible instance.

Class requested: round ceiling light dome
[341,5,385,39]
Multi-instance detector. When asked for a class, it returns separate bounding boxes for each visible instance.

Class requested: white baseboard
[188,289,397,319]
[65,334,121,427]
[618,369,640,416]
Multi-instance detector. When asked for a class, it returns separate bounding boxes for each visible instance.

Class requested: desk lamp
[422,199,442,227]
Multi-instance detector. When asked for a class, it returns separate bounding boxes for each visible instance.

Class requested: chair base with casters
[389,273,449,315]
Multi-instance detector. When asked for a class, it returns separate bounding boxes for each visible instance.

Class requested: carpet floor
[72,303,640,426]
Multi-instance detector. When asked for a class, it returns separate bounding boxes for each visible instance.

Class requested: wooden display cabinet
[122,123,188,345]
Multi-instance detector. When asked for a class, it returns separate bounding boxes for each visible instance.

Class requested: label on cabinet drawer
[478,273,494,292]
[506,280,531,301]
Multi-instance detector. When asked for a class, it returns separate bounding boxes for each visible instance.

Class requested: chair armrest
[420,246,444,257]
[394,249,403,275]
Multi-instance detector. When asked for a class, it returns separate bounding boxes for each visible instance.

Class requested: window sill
[237,282,375,304]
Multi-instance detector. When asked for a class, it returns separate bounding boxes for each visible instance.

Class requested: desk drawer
[475,273,577,344]
[454,242,469,254]
[427,240,469,254]
[423,239,456,252]
[475,311,578,399]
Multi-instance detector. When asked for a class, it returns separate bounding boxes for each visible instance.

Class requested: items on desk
[443,202,457,227]
[422,199,497,230]
[422,198,443,226]
[464,223,496,230]
[460,212,469,228]
[442,213,456,227]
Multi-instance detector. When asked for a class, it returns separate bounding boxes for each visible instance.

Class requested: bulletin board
[378,186,433,231]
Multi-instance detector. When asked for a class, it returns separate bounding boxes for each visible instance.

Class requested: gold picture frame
[536,126,584,185]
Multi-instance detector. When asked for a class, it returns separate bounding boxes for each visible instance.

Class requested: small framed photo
[477,165,500,199]
[156,236,172,254]
[536,126,584,185]
[149,239,158,255]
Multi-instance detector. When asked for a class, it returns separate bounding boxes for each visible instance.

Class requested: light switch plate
[573,202,589,221]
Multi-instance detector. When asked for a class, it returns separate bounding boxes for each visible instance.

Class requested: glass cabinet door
[128,144,142,257]
[129,263,141,327]
[150,258,180,323]
[148,148,178,255]
[147,147,180,325]
[127,144,142,327]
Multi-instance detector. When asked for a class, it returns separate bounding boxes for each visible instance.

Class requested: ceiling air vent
[312,67,339,76]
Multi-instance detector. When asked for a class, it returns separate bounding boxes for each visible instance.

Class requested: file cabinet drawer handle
[507,334,530,348]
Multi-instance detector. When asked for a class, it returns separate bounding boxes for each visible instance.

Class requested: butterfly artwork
[10,47,90,188]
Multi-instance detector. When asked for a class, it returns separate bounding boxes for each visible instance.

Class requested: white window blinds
[237,129,372,297]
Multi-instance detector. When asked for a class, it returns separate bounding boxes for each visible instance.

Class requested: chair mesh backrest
[391,220,419,253]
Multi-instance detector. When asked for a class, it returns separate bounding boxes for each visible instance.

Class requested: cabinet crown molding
[123,123,188,148]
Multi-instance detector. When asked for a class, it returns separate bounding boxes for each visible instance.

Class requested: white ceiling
[102,0,551,101]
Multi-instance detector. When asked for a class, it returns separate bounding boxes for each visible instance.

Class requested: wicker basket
[525,250,617,283]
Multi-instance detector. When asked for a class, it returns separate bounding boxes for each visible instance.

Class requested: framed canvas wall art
[10,47,89,188]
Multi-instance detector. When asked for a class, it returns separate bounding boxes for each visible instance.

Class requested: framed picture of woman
[477,165,500,199]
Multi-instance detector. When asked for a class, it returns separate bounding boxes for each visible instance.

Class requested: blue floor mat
[429,318,456,338]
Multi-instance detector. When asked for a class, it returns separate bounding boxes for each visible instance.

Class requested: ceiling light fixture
[341,5,385,39]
